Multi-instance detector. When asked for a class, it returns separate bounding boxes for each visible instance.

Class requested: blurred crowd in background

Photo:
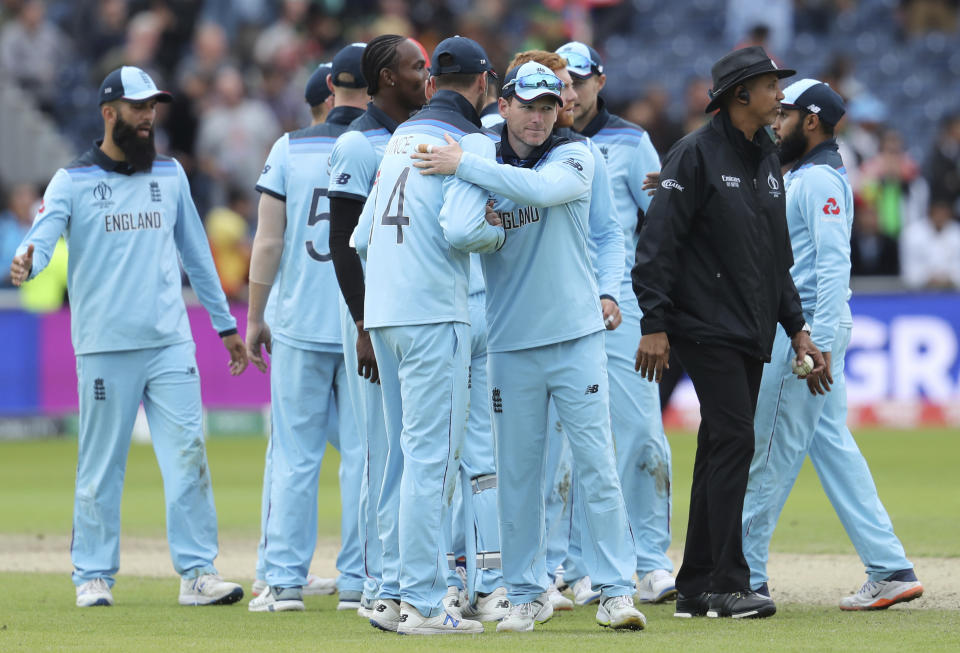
[1,0,959,305]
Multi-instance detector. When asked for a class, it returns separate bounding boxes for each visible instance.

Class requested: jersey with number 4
[256,106,364,349]
[362,90,505,328]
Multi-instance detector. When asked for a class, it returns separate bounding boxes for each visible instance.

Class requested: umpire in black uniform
[631,46,827,619]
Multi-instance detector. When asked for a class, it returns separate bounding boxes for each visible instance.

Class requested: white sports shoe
[547,585,574,611]
[635,569,678,603]
[496,591,553,632]
[357,595,375,618]
[251,579,267,597]
[839,576,924,611]
[304,574,337,596]
[571,576,602,606]
[76,578,113,607]
[443,585,462,617]
[248,586,305,612]
[369,598,402,632]
[596,594,646,630]
[461,586,511,621]
[337,589,362,610]
[178,573,244,606]
[397,601,483,635]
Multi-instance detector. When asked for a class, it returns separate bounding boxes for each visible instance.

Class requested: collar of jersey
[789,138,840,173]
[426,90,483,129]
[364,101,401,133]
[498,131,570,169]
[327,105,366,126]
[90,141,138,175]
[577,96,610,138]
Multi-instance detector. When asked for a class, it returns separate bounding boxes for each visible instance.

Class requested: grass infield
[1,428,957,651]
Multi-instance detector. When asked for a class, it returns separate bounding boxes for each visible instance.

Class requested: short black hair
[362,34,406,96]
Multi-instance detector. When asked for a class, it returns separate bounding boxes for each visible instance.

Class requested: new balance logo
[376,603,387,613]
[399,614,408,623]
[443,614,460,627]
[150,181,161,202]
[187,366,196,375]
[585,384,599,394]
[94,378,106,401]
[334,173,351,185]
[492,388,503,414]
[562,157,583,171]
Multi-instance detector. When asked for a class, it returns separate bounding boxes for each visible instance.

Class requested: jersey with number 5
[362,93,505,329]
[255,106,362,349]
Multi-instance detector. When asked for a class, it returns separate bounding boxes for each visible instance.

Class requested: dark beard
[113,115,156,172]
[777,120,807,166]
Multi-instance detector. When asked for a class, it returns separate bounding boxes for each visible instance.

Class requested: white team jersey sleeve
[455,141,594,208]
[440,133,505,253]
[586,138,624,302]
[19,168,71,279]
[255,134,289,199]
[172,162,236,334]
[328,131,378,200]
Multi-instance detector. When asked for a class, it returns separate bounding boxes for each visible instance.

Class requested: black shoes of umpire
[674,590,776,619]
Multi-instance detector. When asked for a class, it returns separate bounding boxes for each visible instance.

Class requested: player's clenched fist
[9,243,34,286]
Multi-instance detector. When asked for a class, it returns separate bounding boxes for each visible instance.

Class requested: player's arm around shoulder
[440,133,504,253]
[10,168,72,285]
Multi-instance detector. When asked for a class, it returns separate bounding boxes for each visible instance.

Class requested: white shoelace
[83,578,109,594]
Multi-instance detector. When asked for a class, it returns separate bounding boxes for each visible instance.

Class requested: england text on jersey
[104,212,163,232]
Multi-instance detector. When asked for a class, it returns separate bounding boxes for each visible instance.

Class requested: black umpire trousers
[671,338,764,596]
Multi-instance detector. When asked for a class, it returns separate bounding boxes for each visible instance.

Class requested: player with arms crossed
[245,45,370,613]
[362,36,505,634]
[413,62,645,633]
[327,34,429,622]
[741,79,923,610]
[10,67,247,608]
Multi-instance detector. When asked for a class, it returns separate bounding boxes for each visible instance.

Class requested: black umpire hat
[705,46,795,113]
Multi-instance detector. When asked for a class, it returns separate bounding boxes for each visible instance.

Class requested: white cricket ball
[792,354,814,377]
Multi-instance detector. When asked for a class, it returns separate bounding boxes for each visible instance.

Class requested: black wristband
[218,328,238,338]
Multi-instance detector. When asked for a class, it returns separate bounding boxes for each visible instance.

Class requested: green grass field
[1,428,958,651]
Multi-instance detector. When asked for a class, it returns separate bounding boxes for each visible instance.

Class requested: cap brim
[514,91,563,106]
[566,67,593,79]
[122,90,173,103]
[704,67,796,113]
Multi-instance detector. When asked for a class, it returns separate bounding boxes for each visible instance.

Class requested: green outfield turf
[3,428,958,555]
[1,428,957,652]
[0,574,954,653]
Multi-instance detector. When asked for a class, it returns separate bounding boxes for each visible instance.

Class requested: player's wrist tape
[218,328,238,338]
[470,474,497,493]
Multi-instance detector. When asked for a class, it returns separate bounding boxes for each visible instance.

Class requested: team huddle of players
[242,33,923,635]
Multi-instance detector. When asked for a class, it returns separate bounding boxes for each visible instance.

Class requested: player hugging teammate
[12,35,921,634]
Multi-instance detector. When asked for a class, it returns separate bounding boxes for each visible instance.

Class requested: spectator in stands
[838,93,887,188]
[205,186,253,303]
[0,182,38,287]
[96,10,165,85]
[850,195,900,276]
[174,22,235,89]
[858,128,929,237]
[624,84,685,157]
[900,0,959,35]
[900,199,960,289]
[726,0,793,54]
[682,76,712,133]
[195,66,281,209]
[926,113,960,213]
[253,0,308,67]
[0,0,71,114]
[72,0,128,63]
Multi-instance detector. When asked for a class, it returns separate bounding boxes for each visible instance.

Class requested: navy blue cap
[331,42,367,89]
[99,66,172,105]
[431,36,494,76]
[781,78,846,126]
[304,63,333,107]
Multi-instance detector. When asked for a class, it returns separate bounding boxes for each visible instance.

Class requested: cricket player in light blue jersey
[742,79,923,610]
[413,61,645,633]
[327,34,430,625]
[244,47,370,613]
[362,36,505,635]
[479,50,626,612]
[10,67,246,608]
[557,41,677,605]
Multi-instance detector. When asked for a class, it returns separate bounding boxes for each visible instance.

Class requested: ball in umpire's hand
[792,354,814,377]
